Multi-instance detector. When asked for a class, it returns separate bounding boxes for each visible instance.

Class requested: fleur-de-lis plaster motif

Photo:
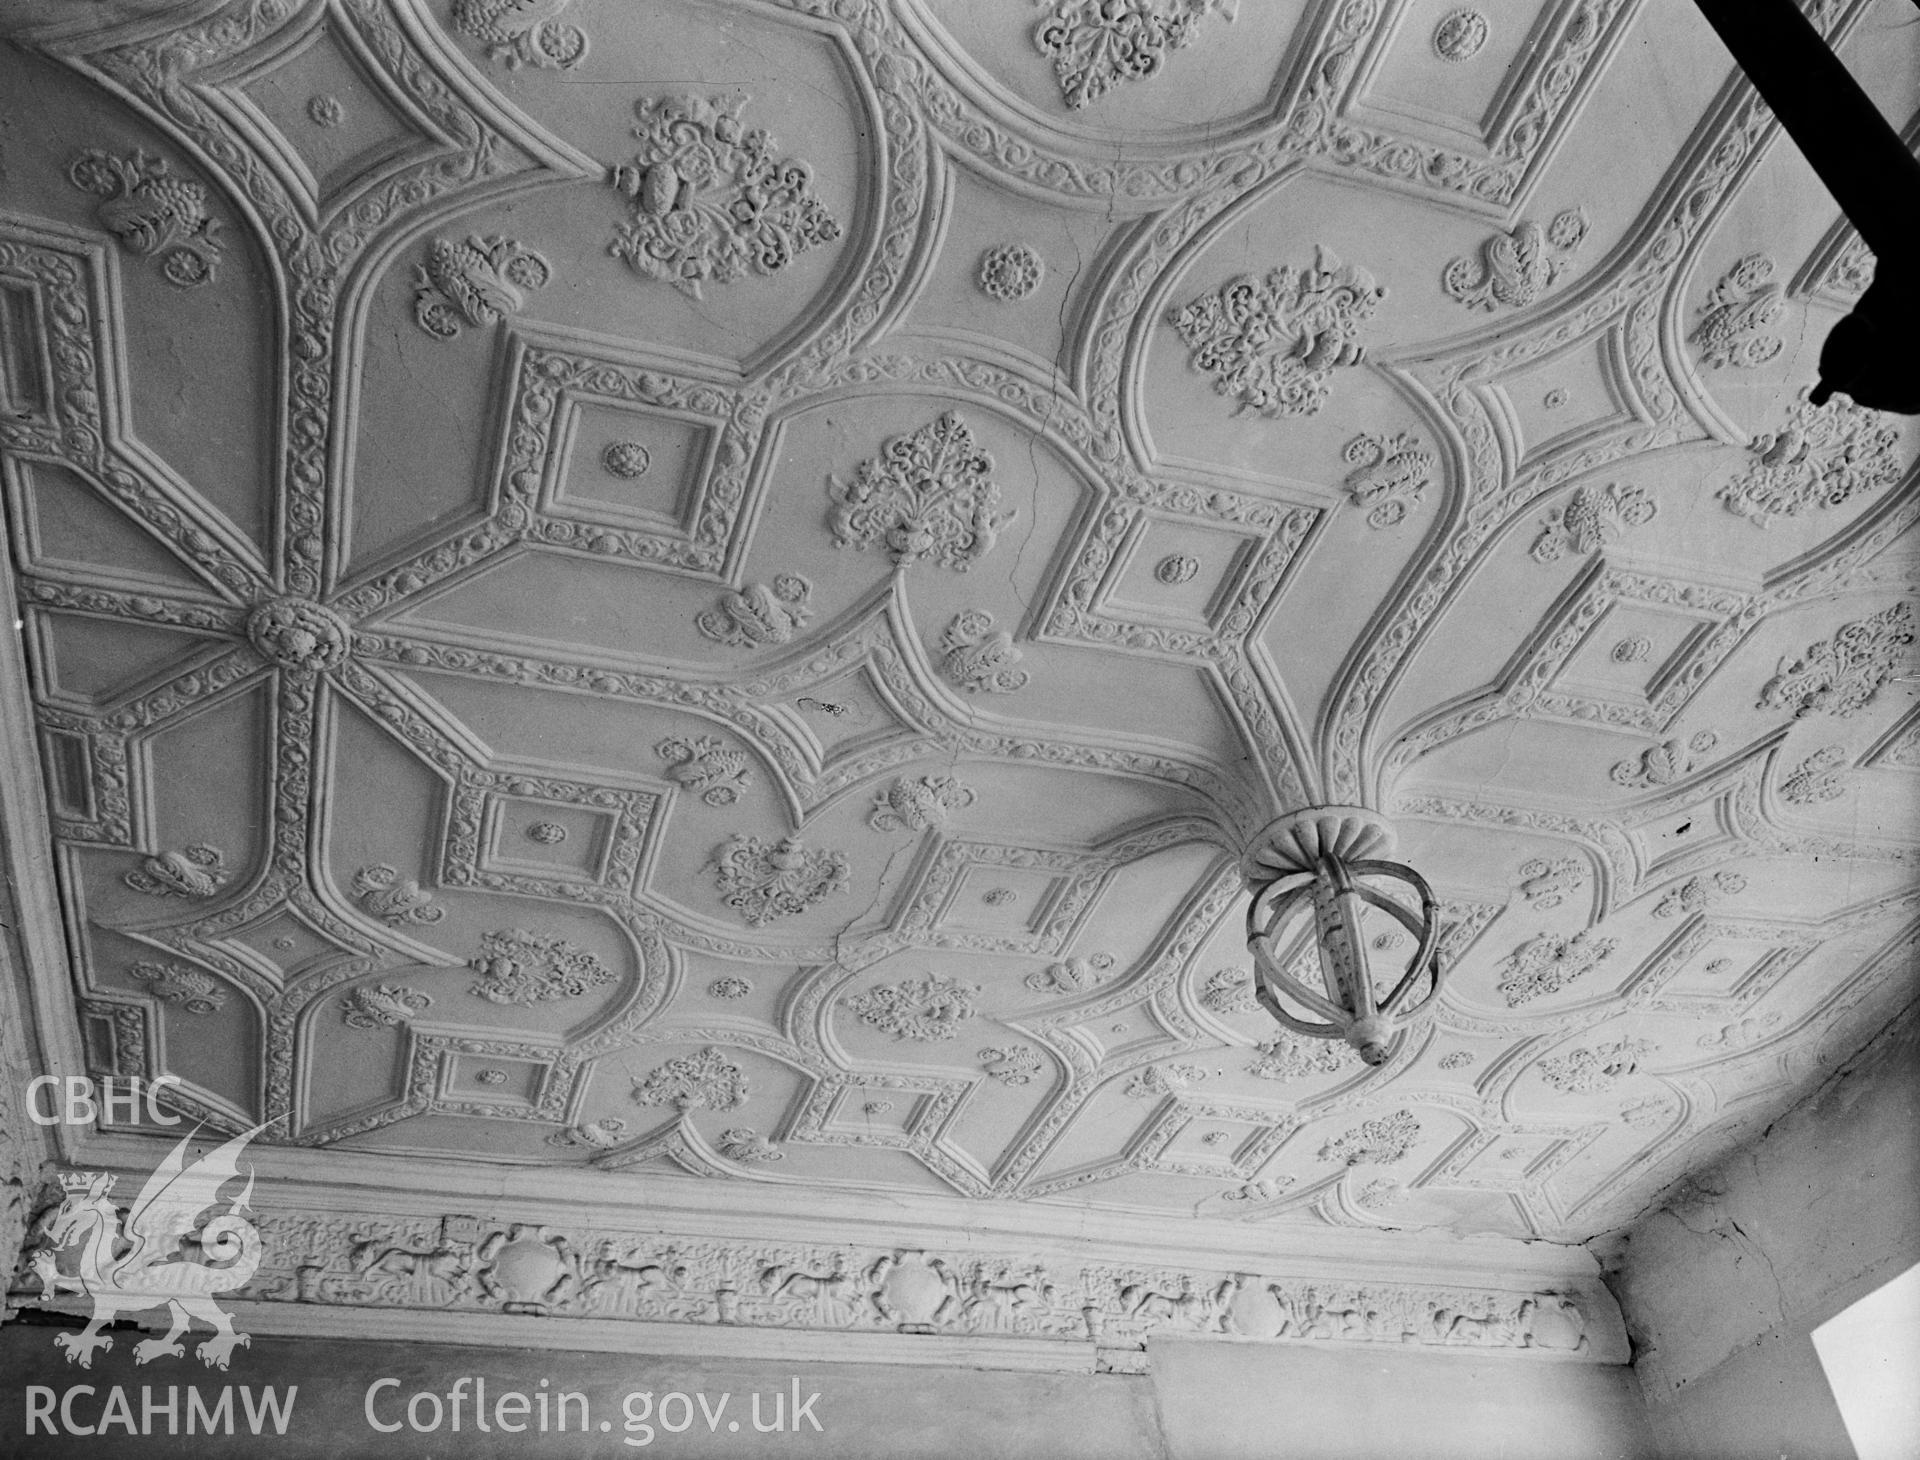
[979,1045,1045,1086]
[709,835,849,926]
[939,610,1027,694]
[352,864,446,926]
[1537,1038,1655,1094]
[1032,0,1237,109]
[1757,603,1914,719]
[68,149,222,286]
[1779,745,1848,805]
[123,845,227,898]
[1691,254,1785,369]
[632,1047,747,1111]
[696,575,813,648]
[413,235,550,338]
[1611,730,1719,789]
[868,775,976,833]
[828,414,1011,572]
[1317,1110,1420,1166]
[1168,249,1384,417]
[1495,931,1615,1007]
[1719,394,1902,527]
[609,95,839,299]
[129,960,227,1014]
[449,0,588,69]
[1443,209,1588,312]
[1529,482,1656,563]
[657,735,751,806]
[1342,431,1435,528]
[342,983,432,1029]
[845,974,979,1041]
[1024,952,1115,995]
[467,928,615,1005]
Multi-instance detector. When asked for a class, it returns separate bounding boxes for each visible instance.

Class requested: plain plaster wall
[0,1322,1653,1459]
[1596,1001,1920,1460]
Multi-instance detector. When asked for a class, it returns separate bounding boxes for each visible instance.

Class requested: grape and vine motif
[129,961,227,1014]
[68,149,223,286]
[1032,0,1237,110]
[450,0,588,69]
[412,235,550,339]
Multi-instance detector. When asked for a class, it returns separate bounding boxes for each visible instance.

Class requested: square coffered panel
[0,0,1915,1269]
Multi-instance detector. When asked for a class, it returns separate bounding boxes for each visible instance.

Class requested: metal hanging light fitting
[1241,807,1446,1067]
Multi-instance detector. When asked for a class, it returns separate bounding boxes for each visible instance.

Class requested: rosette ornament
[1240,807,1444,1067]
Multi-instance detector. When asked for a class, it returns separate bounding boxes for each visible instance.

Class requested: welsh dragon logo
[30,1122,270,1369]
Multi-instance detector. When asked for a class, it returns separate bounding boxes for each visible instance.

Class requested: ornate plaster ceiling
[1,0,1916,1272]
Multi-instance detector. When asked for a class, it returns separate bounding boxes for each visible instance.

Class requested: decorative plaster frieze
[1168,250,1384,417]
[829,414,1011,572]
[609,95,839,298]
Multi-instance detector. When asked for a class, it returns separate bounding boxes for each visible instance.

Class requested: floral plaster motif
[450,0,588,69]
[977,244,1043,300]
[1529,483,1656,563]
[845,974,979,1041]
[124,845,227,898]
[1719,395,1901,527]
[632,1047,747,1111]
[1317,1110,1419,1166]
[828,414,1011,572]
[609,95,838,299]
[710,835,850,926]
[1169,250,1384,417]
[1033,0,1237,109]
[1779,746,1848,805]
[1443,210,1588,312]
[1495,932,1615,1007]
[939,611,1028,693]
[696,576,813,648]
[868,775,976,833]
[413,235,549,339]
[1342,431,1435,528]
[1691,254,1785,369]
[468,929,615,1005]
[342,984,431,1029]
[657,736,751,806]
[1757,603,1914,719]
[129,961,226,1014]
[68,149,222,286]
[351,865,445,927]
